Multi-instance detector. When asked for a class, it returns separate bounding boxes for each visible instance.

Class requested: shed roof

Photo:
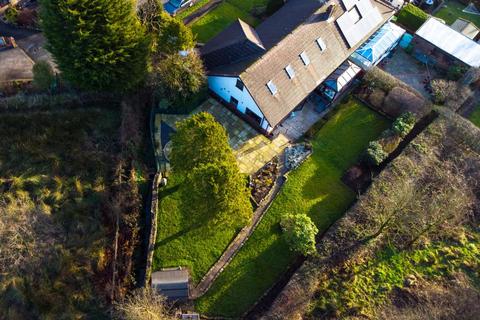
[451,18,480,40]
[415,17,480,67]
[152,269,189,285]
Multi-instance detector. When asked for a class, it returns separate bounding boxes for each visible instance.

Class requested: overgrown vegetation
[362,67,430,118]
[265,110,480,320]
[0,109,120,318]
[364,112,416,166]
[396,3,428,31]
[196,99,389,317]
[114,289,174,320]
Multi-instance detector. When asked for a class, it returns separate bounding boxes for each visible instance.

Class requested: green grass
[435,0,480,28]
[314,235,480,317]
[469,105,480,128]
[195,99,390,317]
[191,2,259,43]
[152,174,241,283]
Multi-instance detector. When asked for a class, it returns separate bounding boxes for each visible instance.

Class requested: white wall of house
[208,75,272,132]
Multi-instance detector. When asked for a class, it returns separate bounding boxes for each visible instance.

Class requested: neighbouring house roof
[151,269,189,300]
[202,0,394,128]
[451,18,479,40]
[350,21,405,68]
[201,19,265,70]
[415,17,480,68]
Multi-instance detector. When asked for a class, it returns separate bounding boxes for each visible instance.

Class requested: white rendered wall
[208,75,272,131]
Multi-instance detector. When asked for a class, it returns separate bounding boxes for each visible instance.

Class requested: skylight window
[300,51,310,65]
[316,38,327,51]
[267,80,278,95]
[285,64,295,79]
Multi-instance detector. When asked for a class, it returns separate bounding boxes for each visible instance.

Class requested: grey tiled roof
[204,0,394,127]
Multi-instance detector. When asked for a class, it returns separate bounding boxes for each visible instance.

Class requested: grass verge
[195,99,390,317]
[435,0,480,28]
[152,173,241,283]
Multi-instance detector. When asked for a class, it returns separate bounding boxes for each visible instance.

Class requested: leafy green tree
[32,61,55,91]
[156,15,195,54]
[280,214,318,256]
[171,112,235,174]
[183,162,252,227]
[138,0,194,54]
[171,112,252,227]
[5,6,19,24]
[364,141,388,166]
[152,52,205,107]
[39,0,150,91]
[392,112,416,138]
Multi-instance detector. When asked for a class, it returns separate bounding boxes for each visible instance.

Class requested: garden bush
[364,141,388,166]
[368,88,386,110]
[364,67,399,92]
[396,3,428,31]
[392,112,416,137]
[384,87,429,117]
[280,213,318,256]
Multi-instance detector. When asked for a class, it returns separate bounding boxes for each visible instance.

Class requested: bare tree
[0,195,63,275]
[113,288,174,320]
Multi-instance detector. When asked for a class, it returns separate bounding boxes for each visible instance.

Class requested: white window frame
[316,38,326,51]
[300,51,310,65]
[285,64,295,79]
[267,80,278,95]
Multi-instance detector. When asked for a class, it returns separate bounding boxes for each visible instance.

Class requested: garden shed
[151,268,189,300]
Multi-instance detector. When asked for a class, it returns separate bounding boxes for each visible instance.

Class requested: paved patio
[381,49,438,99]
[156,99,290,175]
[274,97,327,141]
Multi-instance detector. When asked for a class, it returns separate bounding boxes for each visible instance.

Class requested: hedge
[396,4,428,31]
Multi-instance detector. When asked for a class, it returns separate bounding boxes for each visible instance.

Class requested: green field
[152,173,242,283]
[196,99,390,317]
[435,0,480,28]
[469,105,480,127]
[190,0,269,43]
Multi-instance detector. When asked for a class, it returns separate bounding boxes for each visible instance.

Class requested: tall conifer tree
[40,0,150,91]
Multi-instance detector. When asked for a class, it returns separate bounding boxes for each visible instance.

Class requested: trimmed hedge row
[396,3,428,31]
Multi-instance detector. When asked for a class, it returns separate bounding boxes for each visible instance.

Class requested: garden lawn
[153,174,241,283]
[469,104,480,127]
[195,99,390,317]
[190,2,259,43]
[435,0,480,28]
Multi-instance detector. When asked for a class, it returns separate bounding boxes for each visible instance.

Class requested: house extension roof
[203,0,394,128]
[416,17,480,67]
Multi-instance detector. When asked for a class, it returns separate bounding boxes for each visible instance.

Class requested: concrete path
[191,158,287,299]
